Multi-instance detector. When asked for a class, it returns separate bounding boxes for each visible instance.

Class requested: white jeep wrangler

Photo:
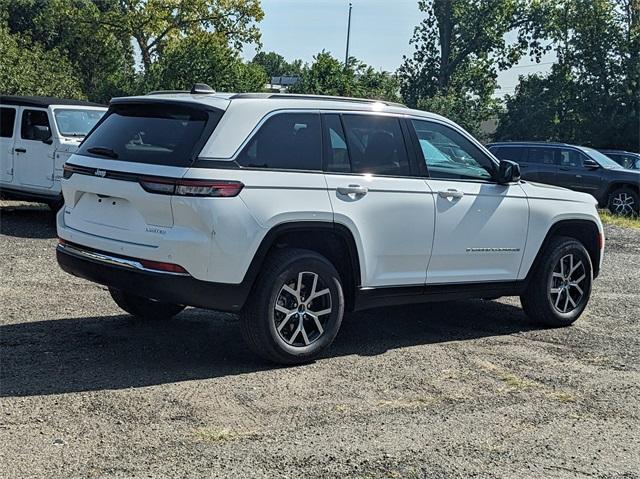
[0,96,106,209]
[56,85,605,364]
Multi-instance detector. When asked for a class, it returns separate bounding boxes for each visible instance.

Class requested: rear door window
[341,114,410,176]
[0,107,16,138]
[237,112,321,170]
[322,114,351,173]
[77,103,222,166]
[492,146,527,163]
[528,147,557,165]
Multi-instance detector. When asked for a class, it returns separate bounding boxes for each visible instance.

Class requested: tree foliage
[2,0,135,102]
[92,0,264,72]
[398,0,543,134]
[0,22,85,98]
[251,51,303,78]
[289,51,401,102]
[146,32,267,93]
[496,0,639,150]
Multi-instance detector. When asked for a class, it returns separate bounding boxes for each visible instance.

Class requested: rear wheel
[109,288,185,320]
[520,236,592,327]
[240,249,344,365]
[46,197,64,212]
[608,187,638,216]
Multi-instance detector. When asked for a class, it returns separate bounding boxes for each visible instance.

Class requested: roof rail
[146,90,189,96]
[229,92,407,108]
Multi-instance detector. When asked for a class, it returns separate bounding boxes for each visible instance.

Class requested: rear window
[77,103,222,166]
[1,107,16,138]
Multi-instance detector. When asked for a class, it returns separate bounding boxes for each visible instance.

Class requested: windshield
[580,147,623,169]
[54,109,105,137]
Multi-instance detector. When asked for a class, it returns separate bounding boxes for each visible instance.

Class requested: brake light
[63,163,87,179]
[139,258,188,274]
[139,177,244,197]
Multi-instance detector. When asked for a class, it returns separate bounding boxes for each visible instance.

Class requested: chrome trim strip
[57,243,190,276]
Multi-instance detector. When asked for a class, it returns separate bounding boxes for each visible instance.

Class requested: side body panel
[425,180,529,283]
[13,106,55,190]
[324,174,435,287]
[0,105,17,183]
[517,181,604,279]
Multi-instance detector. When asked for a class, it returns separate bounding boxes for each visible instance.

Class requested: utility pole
[344,2,352,69]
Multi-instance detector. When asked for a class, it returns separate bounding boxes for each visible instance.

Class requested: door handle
[438,189,464,199]
[14,148,26,153]
[337,184,368,196]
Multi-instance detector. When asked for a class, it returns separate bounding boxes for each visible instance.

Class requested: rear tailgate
[60,99,224,247]
[62,158,187,246]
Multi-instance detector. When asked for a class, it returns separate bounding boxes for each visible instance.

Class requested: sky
[244,0,556,97]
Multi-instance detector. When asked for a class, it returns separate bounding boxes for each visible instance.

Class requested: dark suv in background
[599,149,640,170]
[488,142,640,216]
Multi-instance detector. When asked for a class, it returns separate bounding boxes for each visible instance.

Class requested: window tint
[78,103,220,166]
[21,109,51,141]
[557,148,585,167]
[237,113,321,170]
[0,107,16,138]
[610,154,640,169]
[527,147,557,165]
[493,146,527,163]
[341,114,409,176]
[323,114,351,172]
[411,120,494,181]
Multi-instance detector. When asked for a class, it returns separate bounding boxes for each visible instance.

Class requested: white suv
[0,95,106,209]
[56,85,605,364]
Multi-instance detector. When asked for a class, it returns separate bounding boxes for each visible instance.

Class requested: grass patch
[599,210,640,229]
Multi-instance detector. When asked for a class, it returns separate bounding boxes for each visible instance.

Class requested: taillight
[63,163,88,179]
[139,177,244,197]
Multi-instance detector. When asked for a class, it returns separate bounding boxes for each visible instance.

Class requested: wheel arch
[604,181,640,203]
[241,221,362,311]
[525,219,602,281]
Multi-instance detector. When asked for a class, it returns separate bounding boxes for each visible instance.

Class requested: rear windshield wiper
[86,146,119,159]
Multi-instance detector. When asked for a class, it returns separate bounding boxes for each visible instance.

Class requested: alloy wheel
[274,271,332,347]
[611,192,635,216]
[548,253,587,314]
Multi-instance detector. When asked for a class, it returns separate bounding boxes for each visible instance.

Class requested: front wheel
[109,288,186,320]
[608,187,638,216]
[240,249,345,365]
[520,236,593,327]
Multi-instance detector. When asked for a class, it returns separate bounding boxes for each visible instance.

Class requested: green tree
[289,51,401,102]
[398,0,541,133]
[496,0,639,150]
[93,0,264,72]
[251,51,302,78]
[146,32,267,93]
[0,22,85,98]
[2,0,136,102]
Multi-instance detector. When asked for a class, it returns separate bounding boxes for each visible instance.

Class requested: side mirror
[33,125,52,143]
[497,159,521,184]
[583,158,600,169]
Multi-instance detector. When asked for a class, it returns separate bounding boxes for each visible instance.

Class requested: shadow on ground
[0,204,56,239]
[1,299,538,397]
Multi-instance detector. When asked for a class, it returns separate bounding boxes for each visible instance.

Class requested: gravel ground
[1,200,639,479]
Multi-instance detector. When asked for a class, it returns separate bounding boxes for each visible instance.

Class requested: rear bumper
[56,242,249,312]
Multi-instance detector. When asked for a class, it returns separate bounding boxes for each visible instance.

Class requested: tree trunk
[134,35,152,73]
[435,0,453,90]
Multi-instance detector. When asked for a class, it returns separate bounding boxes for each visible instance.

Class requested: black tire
[520,236,593,327]
[607,187,638,216]
[46,197,64,212]
[109,288,186,320]
[240,248,345,365]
